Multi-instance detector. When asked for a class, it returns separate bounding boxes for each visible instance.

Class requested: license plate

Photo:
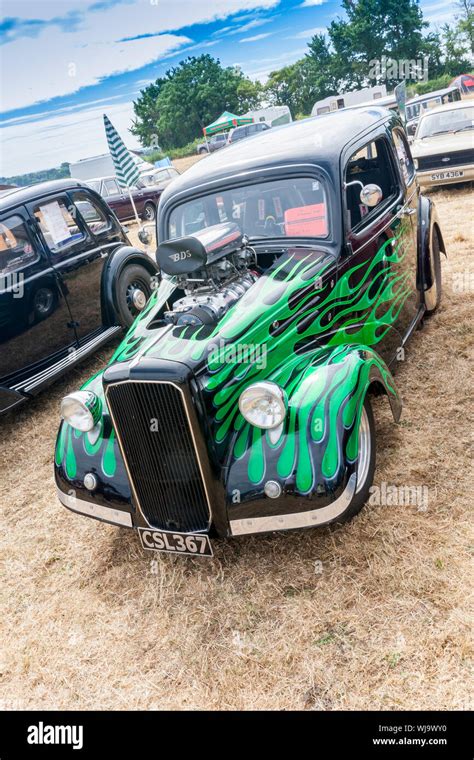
[430,170,464,180]
[138,527,213,557]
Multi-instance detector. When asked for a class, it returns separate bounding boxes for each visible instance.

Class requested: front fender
[418,194,446,298]
[225,344,401,523]
[101,245,159,326]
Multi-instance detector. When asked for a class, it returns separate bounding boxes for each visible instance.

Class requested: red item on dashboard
[284,203,328,237]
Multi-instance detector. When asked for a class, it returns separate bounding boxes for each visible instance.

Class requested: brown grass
[0,183,473,711]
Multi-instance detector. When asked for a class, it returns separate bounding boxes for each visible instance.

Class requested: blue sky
[0,0,458,175]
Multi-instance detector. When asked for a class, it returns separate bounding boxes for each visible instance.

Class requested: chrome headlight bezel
[60,391,102,432]
[238,381,287,430]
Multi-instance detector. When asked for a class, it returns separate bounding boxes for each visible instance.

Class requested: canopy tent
[449,74,474,95]
[203,111,253,136]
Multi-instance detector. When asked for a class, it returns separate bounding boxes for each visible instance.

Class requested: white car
[411,100,474,188]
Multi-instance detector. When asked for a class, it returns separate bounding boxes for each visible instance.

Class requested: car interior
[345,138,398,229]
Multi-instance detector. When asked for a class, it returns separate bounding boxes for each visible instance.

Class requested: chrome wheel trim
[34,287,54,315]
[356,405,371,494]
[144,204,155,221]
[131,287,147,310]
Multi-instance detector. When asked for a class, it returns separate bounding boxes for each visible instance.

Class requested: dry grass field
[0,181,472,711]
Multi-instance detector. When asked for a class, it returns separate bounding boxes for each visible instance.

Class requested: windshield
[167,177,329,241]
[417,106,474,138]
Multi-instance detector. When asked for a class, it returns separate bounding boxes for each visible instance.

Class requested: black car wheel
[424,227,442,314]
[32,285,57,322]
[115,264,153,327]
[335,397,376,523]
[199,147,208,155]
[143,202,156,222]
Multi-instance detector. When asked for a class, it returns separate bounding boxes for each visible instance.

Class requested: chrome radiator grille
[107,381,211,532]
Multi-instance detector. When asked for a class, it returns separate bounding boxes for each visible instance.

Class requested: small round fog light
[264,480,282,499]
[84,472,98,491]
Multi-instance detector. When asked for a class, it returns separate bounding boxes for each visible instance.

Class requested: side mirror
[360,183,383,207]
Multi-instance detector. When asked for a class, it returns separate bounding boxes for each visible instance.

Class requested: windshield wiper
[422,129,452,138]
[453,125,474,133]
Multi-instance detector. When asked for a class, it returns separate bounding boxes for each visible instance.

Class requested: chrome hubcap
[356,406,371,494]
[131,288,147,310]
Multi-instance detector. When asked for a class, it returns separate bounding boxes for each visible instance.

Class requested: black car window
[33,198,86,257]
[69,191,112,236]
[0,214,38,276]
[392,129,415,186]
[345,137,398,230]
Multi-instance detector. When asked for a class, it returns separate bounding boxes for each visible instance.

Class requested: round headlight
[239,381,287,429]
[60,391,102,432]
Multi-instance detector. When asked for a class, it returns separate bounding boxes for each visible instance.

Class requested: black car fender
[101,245,158,326]
[417,194,447,298]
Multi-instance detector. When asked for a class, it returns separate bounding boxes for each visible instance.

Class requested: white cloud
[1,0,280,111]
[1,100,142,176]
[240,32,272,42]
[299,0,327,6]
[292,26,326,38]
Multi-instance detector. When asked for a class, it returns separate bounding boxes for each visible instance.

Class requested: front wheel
[336,397,376,523]
[115,264,153,328]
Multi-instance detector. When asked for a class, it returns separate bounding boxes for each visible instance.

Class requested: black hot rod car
[55,107,444,556]
[0,180,157,414]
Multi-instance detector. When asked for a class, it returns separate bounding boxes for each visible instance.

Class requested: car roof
[0,178,92,212]
[159,106,395,203]
[418,99,473,119]
[406,86,459,105]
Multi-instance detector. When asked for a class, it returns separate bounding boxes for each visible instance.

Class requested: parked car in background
[55,106,445,557]
[86,171,176,222]
[0,180,157,415]
[196,133,228,155]
[411,100,474,188]
[228,121,271,144]
[405,86,462,138]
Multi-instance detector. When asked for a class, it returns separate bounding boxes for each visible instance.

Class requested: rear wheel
[336,397,376,523]
[424,226,442,314]
[143,202,156,222]
[115,264,153,327]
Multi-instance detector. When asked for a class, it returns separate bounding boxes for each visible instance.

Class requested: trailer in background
[244,105,292,127]
[311,86,387,117]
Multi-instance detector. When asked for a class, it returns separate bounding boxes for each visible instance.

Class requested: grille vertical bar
[107,381,211,532]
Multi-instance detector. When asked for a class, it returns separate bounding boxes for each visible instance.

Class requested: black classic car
[0,180,157,415]
[87,167,179,222]
[55,108,445,556]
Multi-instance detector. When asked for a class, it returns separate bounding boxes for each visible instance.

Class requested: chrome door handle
[400,207,416,216]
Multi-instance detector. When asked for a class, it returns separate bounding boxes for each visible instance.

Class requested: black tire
[115,264,153,328]
[424,226,442,314]
[335,396,376,523]
[143,202,156,222]
[199,148,208,155]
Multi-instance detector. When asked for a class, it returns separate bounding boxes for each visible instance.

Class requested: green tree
[439,23,472,76]
[132,55,263,149]
[327,0,430,88]
[265,59,317,116]
[456,0,474,54]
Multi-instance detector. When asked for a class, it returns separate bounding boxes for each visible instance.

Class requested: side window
[0,214,38,275]
[104,179,120,195]
[345,137,398,231]
[33,198,85,256]
[392,129,415,186]
[69,191,112,236]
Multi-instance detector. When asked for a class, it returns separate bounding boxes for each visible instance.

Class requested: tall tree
[456,0,474,54]
[327,0,430,89]
[132,55,263,149]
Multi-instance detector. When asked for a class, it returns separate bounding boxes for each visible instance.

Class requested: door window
[392,129,416,186]
[0,214,38,275]
[345,137,398,230]
[33,198,85,256]
[104,178,120,195]
[69,191,112,236]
